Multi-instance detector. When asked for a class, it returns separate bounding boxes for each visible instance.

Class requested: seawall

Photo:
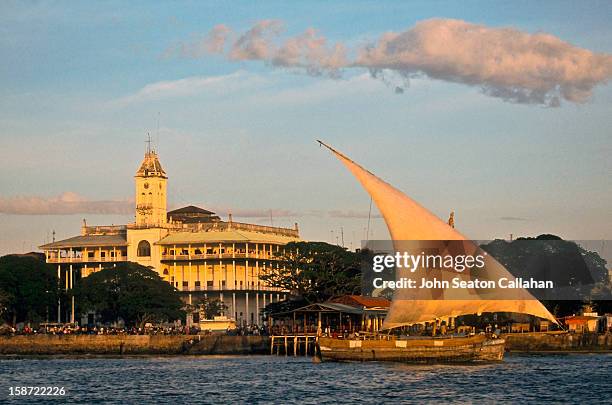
[501,332,612,352]
[0,335,270,355]
[2,333,611,355]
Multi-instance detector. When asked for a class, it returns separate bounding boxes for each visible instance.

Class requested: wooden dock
[270,335,318,356]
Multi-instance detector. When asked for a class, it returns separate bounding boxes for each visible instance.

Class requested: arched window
[137,240,151,257]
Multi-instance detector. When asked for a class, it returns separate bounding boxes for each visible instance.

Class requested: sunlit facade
[40,147,300,326]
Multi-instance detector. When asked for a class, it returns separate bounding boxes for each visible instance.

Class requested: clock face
[144,182,149,189]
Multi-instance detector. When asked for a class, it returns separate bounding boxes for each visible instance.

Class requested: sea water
[0,354,610,404]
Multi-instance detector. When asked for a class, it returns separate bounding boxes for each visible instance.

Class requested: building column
[69,264,74,324]
[232,260,236,290]
[57,263,61,323]
[246,292,249,326]
[173,261,177,289]
[255,260,259,289]
[256,293,260,325]
[187,293,193,328]
[232,292,236,322]
[245,260,249,289]
[204,261,207,290]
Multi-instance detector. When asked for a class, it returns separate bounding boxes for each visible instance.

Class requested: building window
[137,240,151,257]
[163,269,169,275]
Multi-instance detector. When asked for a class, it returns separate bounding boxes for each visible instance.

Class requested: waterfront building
[39,145,300,326]
[564,315,599,333]
[271,295,390,334]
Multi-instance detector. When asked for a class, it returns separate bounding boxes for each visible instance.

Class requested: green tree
[0,255,60,326]
[481,235,611,316]
[74,262,184,328]
[260,241,362,304]
[0,289,12,321]
[197,297,227,320]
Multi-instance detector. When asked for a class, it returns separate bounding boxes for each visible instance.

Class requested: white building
[40,146,300,326]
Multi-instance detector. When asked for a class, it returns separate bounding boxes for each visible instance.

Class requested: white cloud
[165,18,612,106]
[110,71,266,106]
[0,192,132,215]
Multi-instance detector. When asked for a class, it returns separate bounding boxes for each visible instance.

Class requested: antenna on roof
[146,132,152,154]
[156,112,160,153]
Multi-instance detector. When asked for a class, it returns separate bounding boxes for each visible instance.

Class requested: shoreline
[0,332,610,356]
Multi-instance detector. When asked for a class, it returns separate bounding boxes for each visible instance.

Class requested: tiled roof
[329,295,391,309]
[136,151,166,177]
[40,234,128,249]
[155,229,300,245]
[168,205,216,215]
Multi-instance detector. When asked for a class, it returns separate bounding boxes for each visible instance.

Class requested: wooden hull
[317,335,505,363]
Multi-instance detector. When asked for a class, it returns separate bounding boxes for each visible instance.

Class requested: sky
[0,1,611,257]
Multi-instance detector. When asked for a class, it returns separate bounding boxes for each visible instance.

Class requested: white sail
[318,140,557,328]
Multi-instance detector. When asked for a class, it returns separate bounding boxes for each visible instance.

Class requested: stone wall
[0,335,270,355]
[501,332,612,352]
[2,333,610,355]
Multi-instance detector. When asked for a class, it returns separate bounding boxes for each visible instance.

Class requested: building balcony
[160,253,274,261]
[47,257,126,264]
[173,284,285,293]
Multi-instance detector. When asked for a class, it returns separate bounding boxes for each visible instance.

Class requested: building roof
[40,234,128,249]
[156,229,300,245]
[167,205,221,224]
[168,205,216,215]
[329,295,391,309]
[135,151,166,178]
[564,316,599,323]
[288,302,365,315]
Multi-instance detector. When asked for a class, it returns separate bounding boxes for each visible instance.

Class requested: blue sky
[0,1,611,255]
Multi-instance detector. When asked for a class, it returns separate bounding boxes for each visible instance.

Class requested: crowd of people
[1,324,199,336]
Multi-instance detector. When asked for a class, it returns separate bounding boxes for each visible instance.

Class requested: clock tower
[134,141,167,227]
